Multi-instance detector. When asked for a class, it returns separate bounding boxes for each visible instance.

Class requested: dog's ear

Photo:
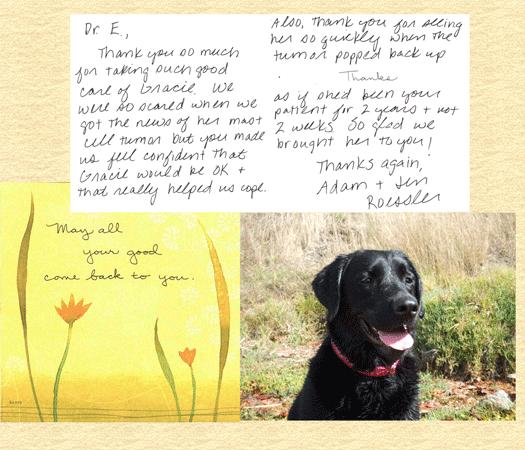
[397,250,425,319]
[417,271,425,318]
[312,253,353,322]
[413,262,425,319]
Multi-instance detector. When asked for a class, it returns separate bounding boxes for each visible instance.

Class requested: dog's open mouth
[360,320,414,350]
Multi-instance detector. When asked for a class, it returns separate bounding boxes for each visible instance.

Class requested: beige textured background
[1,1,523,449]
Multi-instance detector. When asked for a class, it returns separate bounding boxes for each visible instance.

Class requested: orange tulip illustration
[179,347,197,422]
[55,294,91,324]
[179,347,196,366]
[53,294,91,422]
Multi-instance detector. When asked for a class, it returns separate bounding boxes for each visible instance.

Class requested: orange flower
[179,347,196,366]
[55,294,91,325]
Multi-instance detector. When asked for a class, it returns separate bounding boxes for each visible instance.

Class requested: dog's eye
[405,276,413,284]
[361,277,372,285]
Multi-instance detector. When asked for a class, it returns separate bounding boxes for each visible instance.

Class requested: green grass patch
[241,348,309,398]
[415,267,515,379]
[419,372,450,403]
[422,403,516,421]
[295,294,327,335]
[242,291,326,347]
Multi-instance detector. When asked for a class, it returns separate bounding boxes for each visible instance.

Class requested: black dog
[288,250,425,420]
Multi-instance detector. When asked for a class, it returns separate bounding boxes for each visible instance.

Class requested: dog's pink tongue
[378,329,414,350]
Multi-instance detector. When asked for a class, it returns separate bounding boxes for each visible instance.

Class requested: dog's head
[312,250,424,351]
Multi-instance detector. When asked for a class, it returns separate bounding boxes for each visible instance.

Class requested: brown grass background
[1,1,524,449]
[241,213,516,334]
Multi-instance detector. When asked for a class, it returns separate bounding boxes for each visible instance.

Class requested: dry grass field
[241,213,515,334]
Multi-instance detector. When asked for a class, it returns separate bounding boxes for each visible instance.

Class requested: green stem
[213,373,223,422]
[53,322,73,422]
[154,319,181,422]
[22,330,44,421]
[189,364,196,422]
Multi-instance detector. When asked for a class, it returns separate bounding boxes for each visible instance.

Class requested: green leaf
[154,318,181,421]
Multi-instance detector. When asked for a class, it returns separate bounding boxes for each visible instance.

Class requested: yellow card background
[1,183,240,422]
[1,0,524,448]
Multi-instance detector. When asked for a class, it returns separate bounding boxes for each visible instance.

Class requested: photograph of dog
[288,250,424,420]
[240,213,515,421]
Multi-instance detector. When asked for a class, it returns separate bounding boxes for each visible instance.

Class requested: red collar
[331,340,399,377]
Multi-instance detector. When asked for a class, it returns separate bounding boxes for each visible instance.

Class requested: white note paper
[71,15,469,212]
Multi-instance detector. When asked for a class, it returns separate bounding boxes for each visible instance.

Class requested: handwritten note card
[1,183,239,422]
[71,15,469,212]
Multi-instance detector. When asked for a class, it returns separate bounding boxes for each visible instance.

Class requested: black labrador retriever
[288,250,425,420]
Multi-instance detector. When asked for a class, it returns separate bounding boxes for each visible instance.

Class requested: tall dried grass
[241,213,515,306]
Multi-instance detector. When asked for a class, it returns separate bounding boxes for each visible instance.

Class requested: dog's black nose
[394,298,419,319]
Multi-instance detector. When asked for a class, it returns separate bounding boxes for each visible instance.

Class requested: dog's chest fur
[310,339,420,420]
[333,370,419,420]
